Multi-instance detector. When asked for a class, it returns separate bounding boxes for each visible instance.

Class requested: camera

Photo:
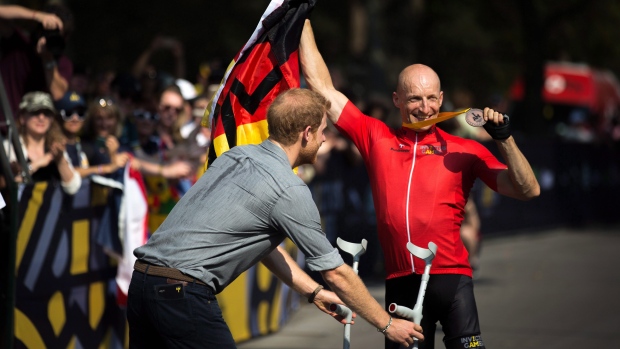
[43,29,65,59]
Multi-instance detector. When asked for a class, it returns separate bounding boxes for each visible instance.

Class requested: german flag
[201,0,316,169]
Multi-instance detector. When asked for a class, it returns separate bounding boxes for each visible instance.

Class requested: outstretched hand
[384,317,424,348]
[312,289,356,325]
[35,12,63,31]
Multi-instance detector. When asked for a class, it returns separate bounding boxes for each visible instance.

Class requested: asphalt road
[237,226,620,349]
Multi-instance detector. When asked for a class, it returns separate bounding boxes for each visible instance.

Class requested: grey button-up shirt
[134,140,343,294]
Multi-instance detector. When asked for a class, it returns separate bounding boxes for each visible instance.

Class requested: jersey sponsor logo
[419,144,446,156]
[390,143,410,153]
[460,335,484,348]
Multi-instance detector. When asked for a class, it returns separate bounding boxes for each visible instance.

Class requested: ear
[392,91,400,108]
[439,91,444,108]
[303,125,312,141]
[300,125,312,146]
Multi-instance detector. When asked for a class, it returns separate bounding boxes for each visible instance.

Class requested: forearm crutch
[388,241,437,349]
[329,237,368,349]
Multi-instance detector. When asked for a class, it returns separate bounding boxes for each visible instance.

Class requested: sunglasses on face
[28,110,55,118]
[60,108,86,121]
[160,105,183,114]
[133,109,158,121]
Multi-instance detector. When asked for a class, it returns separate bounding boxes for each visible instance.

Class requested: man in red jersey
[300,20,540,349]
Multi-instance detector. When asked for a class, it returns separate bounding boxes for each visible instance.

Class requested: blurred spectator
[79,96,190,180]
[180,94,211,149]
[0,4,74,124]
[56,90,129,178]
[110,72,142,117]
[69,64,91,99]
[156,85,185,153]
[193,62,211,96]
[55,90,88,168]
[131,107,160,161]
[132,35,186,110]
[1,91,80,194]
[302,125,380,278]
[175,78,197,129]
[79,97,130,176]
[363,95,396,127]
[93,70,117,102]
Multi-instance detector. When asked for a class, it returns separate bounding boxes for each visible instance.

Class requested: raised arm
[495,137,540,200]
[0,5,64,31]
[482,108,540,201]
[299,19,349,124]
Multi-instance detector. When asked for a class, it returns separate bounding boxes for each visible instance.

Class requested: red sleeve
[334,101,391,160]
[469,141,507,192]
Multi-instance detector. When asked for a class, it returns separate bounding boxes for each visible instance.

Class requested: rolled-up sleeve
[271,185,344,271]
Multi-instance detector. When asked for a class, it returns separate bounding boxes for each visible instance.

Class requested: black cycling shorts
[385,274,486,349]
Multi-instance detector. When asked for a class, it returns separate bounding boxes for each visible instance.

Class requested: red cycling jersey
[335,102,507,278]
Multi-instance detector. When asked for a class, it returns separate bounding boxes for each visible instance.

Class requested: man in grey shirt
[127,88,423,348]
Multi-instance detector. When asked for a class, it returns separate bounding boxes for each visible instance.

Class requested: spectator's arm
[131,37,159,78]
[53,147,80,195]
[131,158,191,179]
[42,58,68,100]
[0,5,63,37]
[169,38,186,79]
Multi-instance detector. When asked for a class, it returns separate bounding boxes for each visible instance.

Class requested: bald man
[300,20,539,349]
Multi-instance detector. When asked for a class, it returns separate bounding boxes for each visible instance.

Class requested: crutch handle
[388,303,414,320]
[330,303,353,323]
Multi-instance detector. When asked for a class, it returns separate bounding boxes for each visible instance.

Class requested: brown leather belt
[134,260,208,286]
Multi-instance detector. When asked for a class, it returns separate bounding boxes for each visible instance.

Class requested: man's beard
[297,141,320,166]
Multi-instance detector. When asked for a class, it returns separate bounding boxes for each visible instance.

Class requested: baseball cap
[18,91,56,113]
[176,78,197,101]
[55,91,86,113]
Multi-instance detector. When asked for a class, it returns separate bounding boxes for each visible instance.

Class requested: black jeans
[127,270,236,348]
[385,274,486,349]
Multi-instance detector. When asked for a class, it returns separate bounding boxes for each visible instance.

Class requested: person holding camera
[0,4,74,123]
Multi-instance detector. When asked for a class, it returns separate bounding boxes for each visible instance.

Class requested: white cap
[175,78,197,100]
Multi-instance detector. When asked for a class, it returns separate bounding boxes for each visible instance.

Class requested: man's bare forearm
[496,137,540,200]
[261,245,320,297]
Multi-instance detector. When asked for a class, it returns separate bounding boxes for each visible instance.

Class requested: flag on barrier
[201,0,316,169]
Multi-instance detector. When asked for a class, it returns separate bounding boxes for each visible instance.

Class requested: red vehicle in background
[510,61,620,142]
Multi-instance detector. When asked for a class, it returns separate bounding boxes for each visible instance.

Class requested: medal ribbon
[402,108,471,130]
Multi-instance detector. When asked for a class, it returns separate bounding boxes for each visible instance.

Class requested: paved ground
[237,226,620,348]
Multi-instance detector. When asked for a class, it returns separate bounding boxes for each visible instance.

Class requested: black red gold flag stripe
[202,0,316,169]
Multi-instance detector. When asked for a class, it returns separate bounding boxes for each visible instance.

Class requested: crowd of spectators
[0,3,218,234]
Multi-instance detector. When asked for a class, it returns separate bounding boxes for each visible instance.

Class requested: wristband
[483,115,511,140]
[308,285,323,303]
[377,316,393,333]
